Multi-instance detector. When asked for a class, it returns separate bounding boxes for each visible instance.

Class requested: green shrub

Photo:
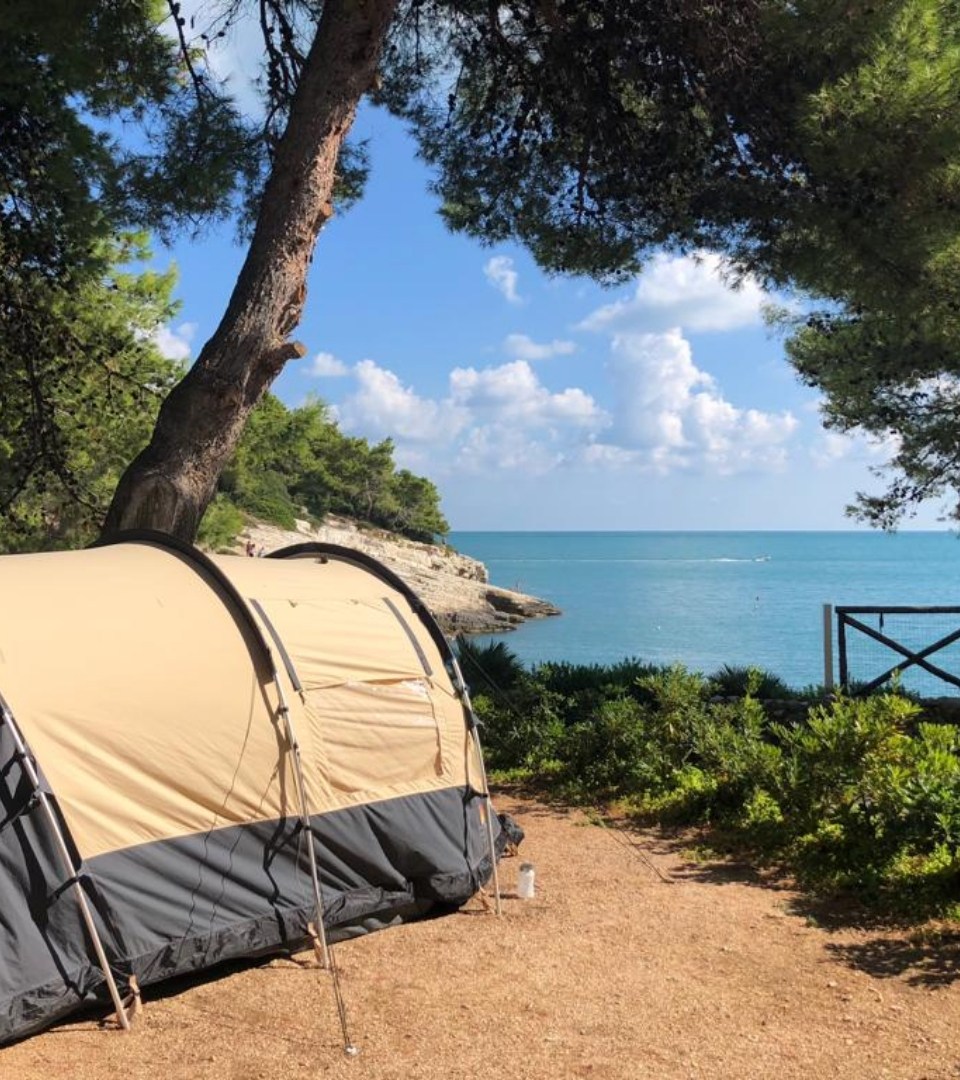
[690,694,784,815]
[901,723,960,848]
[559,696,653,795]
[456,637,528,694]
[774,692,960,899]
[629,765,720,823]
[633,664,712,777]
[197,495,245,551]
[733,788,786,849]
[775,691,920,840]
[883,843,960,916]
[474,685,565,774]
[708,664,797,700]
[233,469,298,529]
[468,651,960,918]
[534,658,663,698]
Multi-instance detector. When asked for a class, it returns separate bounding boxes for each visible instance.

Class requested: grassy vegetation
[458,639,960,920]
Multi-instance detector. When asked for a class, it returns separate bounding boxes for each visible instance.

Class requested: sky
[152,20,943,532]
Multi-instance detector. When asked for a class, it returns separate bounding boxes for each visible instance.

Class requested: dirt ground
[4,796,959,1080]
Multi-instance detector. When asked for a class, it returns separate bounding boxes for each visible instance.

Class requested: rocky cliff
[237,516,560,635]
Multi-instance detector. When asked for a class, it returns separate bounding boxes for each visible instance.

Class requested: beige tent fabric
[0,546,298,859]
[301,682,441,796]
[0,543,482,861]
[217,554,483,813]
[251,597,428,689]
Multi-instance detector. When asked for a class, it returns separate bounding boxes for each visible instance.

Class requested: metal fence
[836,606,960,696]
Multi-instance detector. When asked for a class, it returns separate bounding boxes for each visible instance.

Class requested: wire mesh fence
[837,606,960,697]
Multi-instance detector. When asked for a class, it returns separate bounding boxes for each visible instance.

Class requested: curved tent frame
[267,542,503,915]
[0,533,502,1045]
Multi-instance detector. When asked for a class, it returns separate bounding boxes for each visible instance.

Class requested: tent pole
[271,675,358,1056]
[246,599,357,1054]
[274,681,330,968]
[448,657,502,917]
[0,696,131,1031]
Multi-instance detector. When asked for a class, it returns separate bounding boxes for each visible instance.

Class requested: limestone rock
[234,515,560,635]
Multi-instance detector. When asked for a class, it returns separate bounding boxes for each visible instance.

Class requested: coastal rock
[485,587,559,619]
[234,515,560,635]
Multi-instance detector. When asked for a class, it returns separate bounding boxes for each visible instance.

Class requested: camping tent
[0,533,501,1043]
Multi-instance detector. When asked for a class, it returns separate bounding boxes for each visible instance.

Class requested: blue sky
[153,28,941,531]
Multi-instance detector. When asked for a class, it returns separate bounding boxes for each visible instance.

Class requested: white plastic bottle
[517,862,536,899]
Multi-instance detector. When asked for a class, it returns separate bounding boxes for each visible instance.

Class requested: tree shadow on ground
[493,791,960,989]
[820,927,960,988]
[782,892,960,986]
[622,821,795,891]
[609,819,960,988]
[491,782,584,819]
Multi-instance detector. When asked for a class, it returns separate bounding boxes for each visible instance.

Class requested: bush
[560,697,652,794]
[774,691,920,845]
[708,664,797,700]
[233,469,298,529]
[473,684,565,774]
[534,658,662,698]
[197,495,245,551]
[690,694,784,817]
[632,664,712,779]
[902,723,960,849]
[774,693,960,903]
[471,646,960,917]
[456,637,528,695]
[883,844,960,916]
[631,766,720,823]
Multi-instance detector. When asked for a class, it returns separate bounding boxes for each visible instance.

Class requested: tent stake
[449,658,502,917]
[0,695,131,1031]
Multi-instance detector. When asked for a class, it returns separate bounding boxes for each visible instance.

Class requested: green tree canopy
[384,0,960,525]
[773,2,960,526]
[213,393,449,543]
[0,0,255,543]
[380,0,904,279]
[7,0,960,538]
[0,234,184,551]
[0,0,252,275]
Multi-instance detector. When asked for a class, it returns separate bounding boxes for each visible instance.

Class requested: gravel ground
[4,796,959,1080]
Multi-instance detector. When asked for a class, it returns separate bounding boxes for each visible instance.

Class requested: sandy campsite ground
[4,796,959,1080]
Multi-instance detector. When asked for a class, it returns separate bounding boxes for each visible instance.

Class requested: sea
[448,531,960,695]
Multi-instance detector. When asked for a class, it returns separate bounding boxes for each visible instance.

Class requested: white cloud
[578,443,642,468]
[335,359,468,443]
[152,322,197,361]
[331,330,794,480]
[484,256,522,304]
[174,2,266,117]
[579,252,768,335]
[595,330,798,474]
[503,334,576,361]
[810,431,854,468]
[306,351,349,378]
[334,356,605,473]
[810,428,901,469]
[449,361,605,430]
[455,425,565,475]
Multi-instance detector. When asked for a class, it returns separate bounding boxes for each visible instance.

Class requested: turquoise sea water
[448,531,960,693]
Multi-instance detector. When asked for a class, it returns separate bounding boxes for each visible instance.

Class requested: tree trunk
[103,0,398,540]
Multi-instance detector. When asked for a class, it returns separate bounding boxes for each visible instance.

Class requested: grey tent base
[0,780,496,1045]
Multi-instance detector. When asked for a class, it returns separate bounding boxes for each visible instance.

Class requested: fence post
[838,610,848,689]
[822,603,834,692]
